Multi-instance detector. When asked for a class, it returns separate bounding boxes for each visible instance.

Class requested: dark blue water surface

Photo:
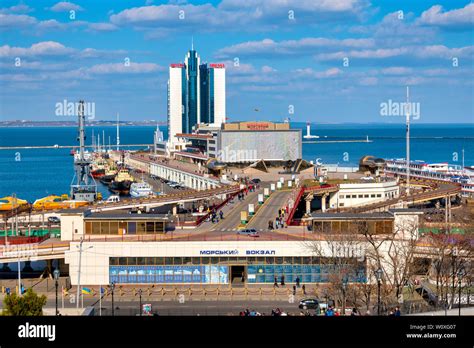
[0,123,472,202]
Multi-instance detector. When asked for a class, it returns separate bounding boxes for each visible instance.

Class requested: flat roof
[309,212,394,220]
[85,212,169,220]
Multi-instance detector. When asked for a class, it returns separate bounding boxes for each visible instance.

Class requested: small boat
[130,182,154,198]
[0,196,29,211]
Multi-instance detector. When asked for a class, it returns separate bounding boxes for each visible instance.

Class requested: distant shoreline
[0,121,472,128]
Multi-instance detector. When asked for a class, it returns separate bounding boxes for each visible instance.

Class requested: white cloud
[294,67,343,78]
[50,2,83,12]
[359,77,377,85]
[87,22,118,31]
[0,41,73,57]
[315,45,474,62]
[381,67,413,75]
[261,65,276,73]
[110,0,368,34]
[0,13,36,28]
[215,37,374,58]
[0,4,33,14]
[87,62,163,74]
[419,3,474,29]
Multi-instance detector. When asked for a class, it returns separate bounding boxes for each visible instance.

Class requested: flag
[100,287,105,295]
[81,287,92,295]
[62,287,69,296]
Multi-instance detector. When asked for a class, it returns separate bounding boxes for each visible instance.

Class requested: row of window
[311,220,393,234]
[85,220,167,235]
[340,193,381,199]
[109,256,362,266]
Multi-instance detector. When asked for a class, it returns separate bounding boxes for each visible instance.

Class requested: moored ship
[109,169,135,195]
[130,181,154,198]
[384,158,474,197]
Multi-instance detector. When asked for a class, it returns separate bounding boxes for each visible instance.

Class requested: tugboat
[100,167,118,185]
[109,168,135,195]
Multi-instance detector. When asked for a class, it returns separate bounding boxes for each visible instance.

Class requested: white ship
[130,182,154,198]
[384,158,474,197]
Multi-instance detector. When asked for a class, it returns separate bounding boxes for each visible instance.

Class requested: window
[351,195,357,198]
[100,222,109,234]
[371,194,376,198]
[128,257,137,265]
[92,221,101,234]
[340,195,344,199]
[376,194,382,198]
[110,222,119,234]
[364,194,369,198]
[146,222,155,234]
[358,194,363,198]
[339,203,344,207]
[137,257,146,265]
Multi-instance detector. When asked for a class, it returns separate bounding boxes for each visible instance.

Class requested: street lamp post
[342,275,348,315]
[138,289,142,316]
[374,268,383,316]
[53,269,60,316]
[110,282,115,316]
[457,267,465,316]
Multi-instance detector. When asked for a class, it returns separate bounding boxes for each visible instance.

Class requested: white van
[105,195,120,203]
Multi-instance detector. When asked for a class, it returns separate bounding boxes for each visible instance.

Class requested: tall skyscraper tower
[167,48,226,146]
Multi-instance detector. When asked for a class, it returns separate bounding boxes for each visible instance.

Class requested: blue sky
[0,0,473,123]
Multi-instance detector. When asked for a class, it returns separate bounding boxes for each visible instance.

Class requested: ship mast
[406,86,411,196]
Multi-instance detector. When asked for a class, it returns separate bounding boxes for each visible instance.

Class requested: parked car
[168,181,179,188]
[48,216,61,224]
[250,178,261,184]
[237,228,259,237]
[298,298,320,310]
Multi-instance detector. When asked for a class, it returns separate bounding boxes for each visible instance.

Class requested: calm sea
[0,123,472,202]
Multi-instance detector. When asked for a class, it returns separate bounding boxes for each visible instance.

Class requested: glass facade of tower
[199,64,210,124]
[186,50,199,133]
[168,50,224,141]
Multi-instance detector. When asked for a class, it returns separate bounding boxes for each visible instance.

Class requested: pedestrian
[293,285,296,295]
[296,276,300,287]
[302,284,306,295]
[281,275,285,286]
[394,306,401,316]
[219,211,224,219]
[325,306,334,316]
[274,277,279,288]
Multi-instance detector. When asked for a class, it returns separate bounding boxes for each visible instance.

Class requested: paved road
[200,187,262,236]
[247,190,293,231]
[42,298,305,316]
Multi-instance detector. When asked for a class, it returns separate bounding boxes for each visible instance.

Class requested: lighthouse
[303,122,319,139]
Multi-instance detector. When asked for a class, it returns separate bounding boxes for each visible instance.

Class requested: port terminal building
[166,121,302,164]
[61,209,421,286]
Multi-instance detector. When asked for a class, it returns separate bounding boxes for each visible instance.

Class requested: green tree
[3,288,47,316]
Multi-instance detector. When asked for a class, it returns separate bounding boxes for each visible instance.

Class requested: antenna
[191,36,194,51]
[116,112,120,151]
[406,86,411,196]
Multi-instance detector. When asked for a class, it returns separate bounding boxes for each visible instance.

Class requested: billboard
[218,131,301,162]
